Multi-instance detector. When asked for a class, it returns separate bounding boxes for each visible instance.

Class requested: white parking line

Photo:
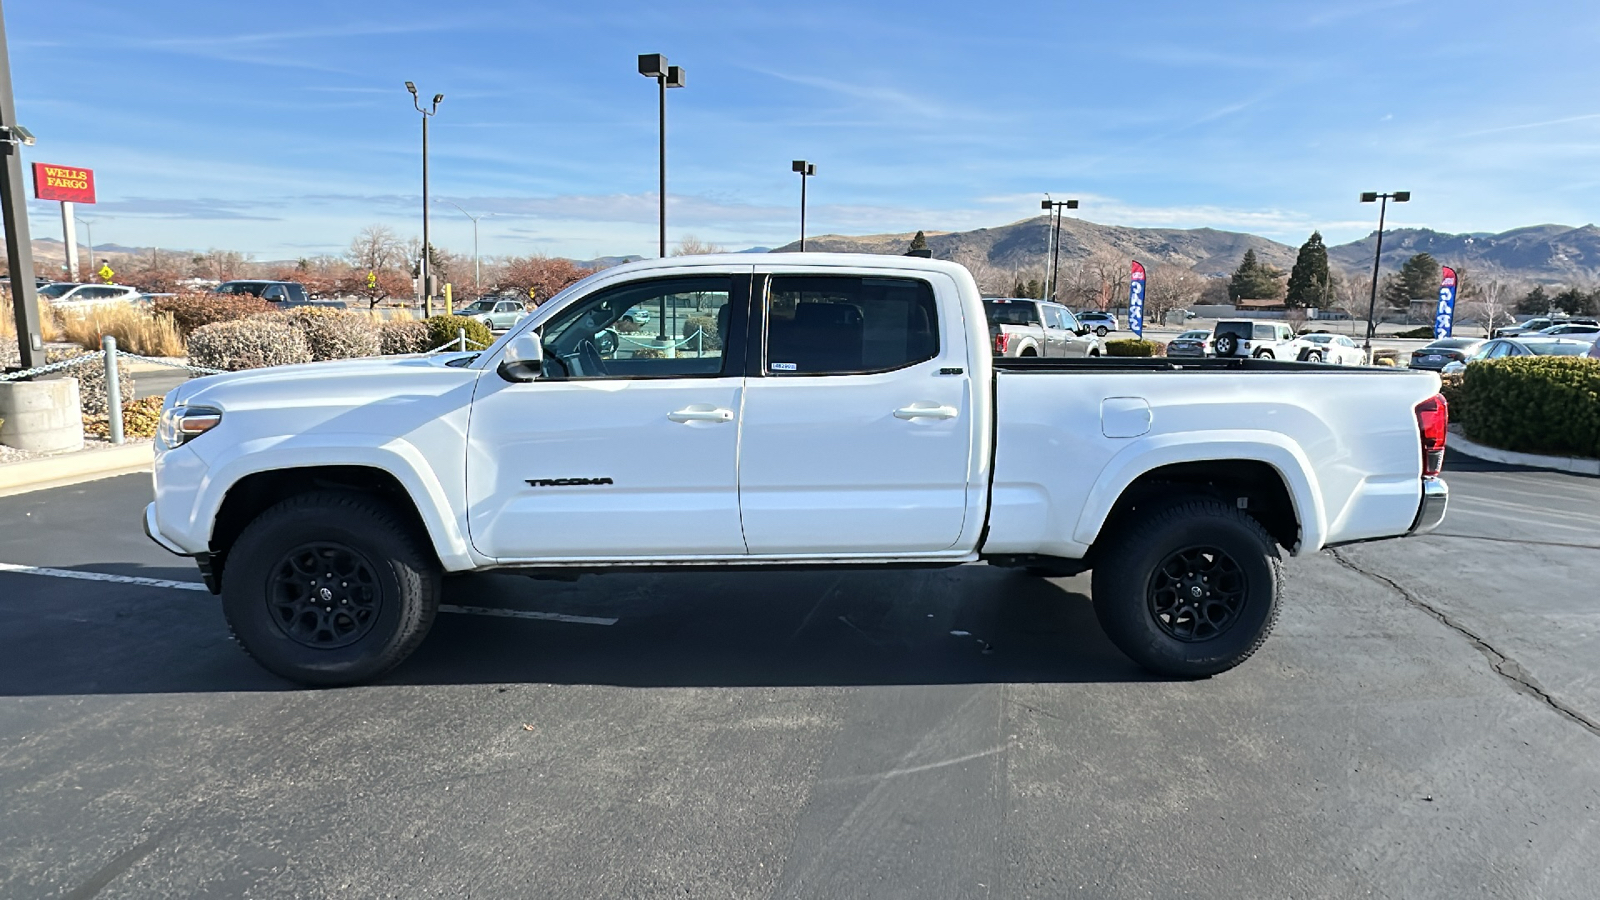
[0,563,617,626]
[0,562,208,591]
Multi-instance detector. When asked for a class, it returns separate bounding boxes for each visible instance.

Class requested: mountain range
[774,219,1600,285]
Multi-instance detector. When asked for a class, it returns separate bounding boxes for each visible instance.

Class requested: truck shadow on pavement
[0,565,1152,696]
[392,566,1153,688]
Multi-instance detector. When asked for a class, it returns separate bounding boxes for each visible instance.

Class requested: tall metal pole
[0,0,43,370]
[1050,206,1063,301]
[60,201,78,280]
[472,216,479,298]
[799,170,807,252]
[658,75,667,258]
[1363,195,1388,356]
[421,112,430,314]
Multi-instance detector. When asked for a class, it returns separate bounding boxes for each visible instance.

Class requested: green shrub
[379,319,432,355]
[1395,326,1435,339]
[681,315,721,351]
[47,348,134,418]
[1104,338,1162,357]
[280,307,380,361]
[188,318,312,371]
[154,292,273,336]
[85,396,163,440]
[424,315,494,352]
[1456,357,1600,458]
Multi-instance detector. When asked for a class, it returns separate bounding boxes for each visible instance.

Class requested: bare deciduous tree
[673,235,725,256]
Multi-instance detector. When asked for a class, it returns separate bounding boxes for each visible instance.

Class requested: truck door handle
[668,407,734,423]
[894,404,959,420]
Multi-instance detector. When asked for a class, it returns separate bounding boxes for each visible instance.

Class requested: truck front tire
[1091,497,1282,678]
[221,491,441,686]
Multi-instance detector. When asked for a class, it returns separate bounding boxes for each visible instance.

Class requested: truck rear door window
[766,276,939,375]
[984,299,1039,326]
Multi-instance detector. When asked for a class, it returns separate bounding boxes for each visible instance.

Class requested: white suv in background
[37,282,142,308]
[1212,320,1308,359]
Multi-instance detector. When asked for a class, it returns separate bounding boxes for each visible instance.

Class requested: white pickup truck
[145,254,1450,686]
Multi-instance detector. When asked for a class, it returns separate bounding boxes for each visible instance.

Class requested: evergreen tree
[1552,287,1600,316]
[905,230,931,257]
[1517,285,1549,315]
[1228,248,1286,301]
[1381,253,1438,310]
[1284,232,1331,308]
[1024,278,1042,299]
[1012,280,1026,298]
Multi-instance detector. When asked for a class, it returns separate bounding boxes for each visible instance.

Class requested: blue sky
[11,0,1600,261]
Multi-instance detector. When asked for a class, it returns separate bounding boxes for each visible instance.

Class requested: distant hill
[774,218,1600,285]
[774,217,1299,278]
[1326,224,1600,282]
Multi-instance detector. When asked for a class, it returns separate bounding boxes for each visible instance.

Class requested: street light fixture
[1040,196,1079,301]
[438,200,494,299]
[639,53,685,258]
[406,81,444,313]
[1358,190,1410,358]
[792,160,816,251]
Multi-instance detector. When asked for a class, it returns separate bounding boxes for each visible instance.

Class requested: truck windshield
[985,300,1038,325]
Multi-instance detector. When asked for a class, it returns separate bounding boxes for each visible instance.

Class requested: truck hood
[172,352,483,411]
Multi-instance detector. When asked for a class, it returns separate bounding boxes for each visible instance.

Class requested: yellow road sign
[97,264,115,284]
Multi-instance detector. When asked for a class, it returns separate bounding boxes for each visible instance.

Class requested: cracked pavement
[1,451,1597,899]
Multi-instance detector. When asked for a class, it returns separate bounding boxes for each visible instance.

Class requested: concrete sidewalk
[0,441,152,496]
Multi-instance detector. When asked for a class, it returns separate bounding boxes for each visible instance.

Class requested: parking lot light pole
[440,200,492,299]
[1359,190,1409,358]
[639,54,685,259]
[406,82,443,313]
[1040,196,1078,301]
[792,160,815,251]
[76,217,95,280]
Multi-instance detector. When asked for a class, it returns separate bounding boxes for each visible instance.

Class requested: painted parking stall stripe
[0,563,616,625]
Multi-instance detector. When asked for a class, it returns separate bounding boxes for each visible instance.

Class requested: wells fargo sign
[32,163,97,204]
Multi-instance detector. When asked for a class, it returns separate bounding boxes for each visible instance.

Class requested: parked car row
[1492,316,1600,338]
[1440,337,1596,374]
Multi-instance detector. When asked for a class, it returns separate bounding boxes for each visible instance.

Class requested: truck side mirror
[1075,327,1091,337]
[497,331,543,382]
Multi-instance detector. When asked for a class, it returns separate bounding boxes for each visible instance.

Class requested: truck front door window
[538,276,733,379]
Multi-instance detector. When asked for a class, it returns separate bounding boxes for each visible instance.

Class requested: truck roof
[596,252,974,280]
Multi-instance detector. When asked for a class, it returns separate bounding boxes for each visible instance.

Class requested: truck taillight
[994,332,1009,354]
[1415,393,1448,476]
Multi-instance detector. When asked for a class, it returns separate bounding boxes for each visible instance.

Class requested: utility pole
[1359,191,1410,358]
[0,0,43,370]
[406,82,443,313]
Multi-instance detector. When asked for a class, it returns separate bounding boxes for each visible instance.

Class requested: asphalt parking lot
[1,454,1596,899]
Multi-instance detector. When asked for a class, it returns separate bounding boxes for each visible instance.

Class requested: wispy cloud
[1461,112,1600,137]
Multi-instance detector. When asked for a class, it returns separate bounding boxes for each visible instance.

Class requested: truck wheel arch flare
[1071,433,1326,554]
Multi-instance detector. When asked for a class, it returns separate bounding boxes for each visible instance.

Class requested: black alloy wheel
[1146,546,1247,642]
[222,491,440,686]
[267,542,383,649]
[1090,496,1282,678]
[1214,334,1238,356]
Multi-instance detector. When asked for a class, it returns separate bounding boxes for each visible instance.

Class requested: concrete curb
[0,441,153,495]
[1448,426,1600,477]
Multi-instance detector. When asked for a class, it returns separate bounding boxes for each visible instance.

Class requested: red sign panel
[32,163,96,203]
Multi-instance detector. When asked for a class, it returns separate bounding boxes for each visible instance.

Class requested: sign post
[1434,267,1458,339]
[32,162,96,282]
[1128,260,1147,338]
[0,0,46,370]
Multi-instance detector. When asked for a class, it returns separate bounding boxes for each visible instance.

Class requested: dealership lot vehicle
[1078,310,1118,336]
[1408,337,1485,371]
[213,279,345,309]
[1441,336,1595,373]
[1211,320,1308,359]
[1537,323,1600,337]
[985,297,1102,357]
[1494,316,1599,338]
[1297,333,1365,365]
[1165,329,1213,357]
[462,297,529,331]
[36,282,141,308]
[146,254,1449,686]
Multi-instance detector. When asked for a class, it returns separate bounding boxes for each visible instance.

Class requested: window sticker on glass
[770,362,797,371]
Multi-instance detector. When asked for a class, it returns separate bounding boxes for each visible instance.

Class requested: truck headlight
[159,405,223,448]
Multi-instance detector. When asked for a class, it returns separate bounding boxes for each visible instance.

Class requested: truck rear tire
[221,491,441,687]
[1090,497,1282,678]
